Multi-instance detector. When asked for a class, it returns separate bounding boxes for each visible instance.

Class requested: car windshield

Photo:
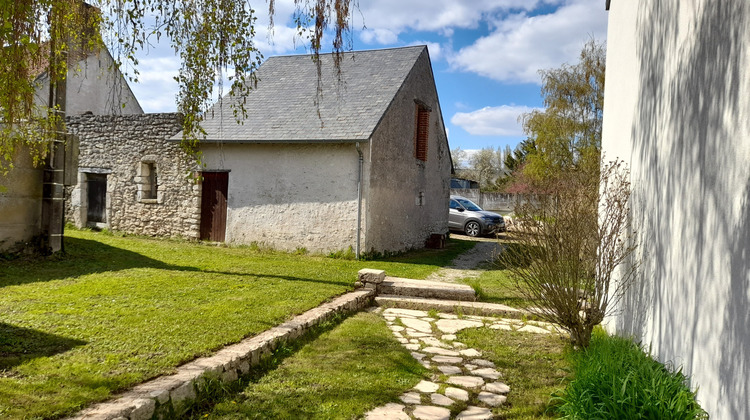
[455,198,482,211]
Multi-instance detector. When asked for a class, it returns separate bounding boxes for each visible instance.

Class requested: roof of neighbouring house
[186,45,429,143]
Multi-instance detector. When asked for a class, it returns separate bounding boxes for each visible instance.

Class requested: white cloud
[405,41,444,61]
[128,53,180,113]
[448,0,607,83]
[256,24,311,55]
[351,0,555,42]
[451,105,540,136]
[360,28,399,45]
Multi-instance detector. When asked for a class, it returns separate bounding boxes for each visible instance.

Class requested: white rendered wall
[602,2,750,418]
[0,149,43,251]
[200,143,360,253]
[34,48,143,116]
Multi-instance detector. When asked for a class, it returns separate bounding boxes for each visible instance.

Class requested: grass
[457,327,570,419]
[554,329,708,419]
[457,236,538,309]
[191,312,426,419]
[462,270,534,308]
[0,228,469,419]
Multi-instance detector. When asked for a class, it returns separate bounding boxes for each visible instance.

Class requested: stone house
[64,113,200,238]
[602,1,749,418]
[187,46,452,254]
[0,42,142,252]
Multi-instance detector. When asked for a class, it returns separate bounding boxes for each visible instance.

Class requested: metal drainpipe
[41,22,67,254]
[355,142,363,260]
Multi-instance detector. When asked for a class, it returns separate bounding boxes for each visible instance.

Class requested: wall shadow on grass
[0,323,87,370]
[0,237,349,289]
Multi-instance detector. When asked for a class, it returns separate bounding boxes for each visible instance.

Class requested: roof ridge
[265,45,426,60]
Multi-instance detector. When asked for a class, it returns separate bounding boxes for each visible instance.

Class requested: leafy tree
[499,40,638,348]
[520,39,605,183]
[451,146,503,191]
[497,138,537,192]
[450,147,468,171]
[504,138,537,173]
[0,0,355,172]
[469,147,503,191]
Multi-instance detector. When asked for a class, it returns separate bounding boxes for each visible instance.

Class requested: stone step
[375,295,529,319]
[379,276,477,301]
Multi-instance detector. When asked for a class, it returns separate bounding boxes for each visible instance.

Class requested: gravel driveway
[425,234,502,283]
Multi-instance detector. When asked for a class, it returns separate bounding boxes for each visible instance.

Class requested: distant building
[188,46,452,254]
[450,178,480,189]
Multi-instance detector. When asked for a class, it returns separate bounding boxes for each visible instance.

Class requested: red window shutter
[415,107,430,161]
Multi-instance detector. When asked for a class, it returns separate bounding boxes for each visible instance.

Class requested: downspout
[41,8,67,254]
[355,142,363,260]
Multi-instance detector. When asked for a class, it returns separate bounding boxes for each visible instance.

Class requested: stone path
[364,307,560,420]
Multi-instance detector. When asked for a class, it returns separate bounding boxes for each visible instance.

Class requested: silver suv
[449,195,506,237]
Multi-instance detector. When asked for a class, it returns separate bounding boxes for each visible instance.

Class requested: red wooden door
[200,172,228,242]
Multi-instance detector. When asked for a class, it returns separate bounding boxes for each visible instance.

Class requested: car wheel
[464,221,481,237]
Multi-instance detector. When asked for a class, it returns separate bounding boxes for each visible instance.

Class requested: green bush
[554,329,707,419]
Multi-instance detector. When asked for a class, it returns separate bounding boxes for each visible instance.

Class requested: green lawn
[457,327,570,419]
[192,312,426,419]
[458,236,537,308]
[0,229,472,419]
[462,269,534,308]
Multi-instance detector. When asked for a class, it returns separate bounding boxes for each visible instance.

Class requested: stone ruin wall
[65,113,201,239]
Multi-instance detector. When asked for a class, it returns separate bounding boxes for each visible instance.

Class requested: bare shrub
[499,160,637,347]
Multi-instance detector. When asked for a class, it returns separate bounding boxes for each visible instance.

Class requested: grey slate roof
[190,45,427,143]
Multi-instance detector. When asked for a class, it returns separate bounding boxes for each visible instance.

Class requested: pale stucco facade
[34,47,143,116]
[602,2,749,418]
[0,149,44,251]
[200,143,360,252]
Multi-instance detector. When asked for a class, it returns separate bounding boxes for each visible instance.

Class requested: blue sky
[128,0,608,157]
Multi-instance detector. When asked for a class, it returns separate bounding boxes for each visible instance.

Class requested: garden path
[364,307,559,420]
[366,236,559,419]
[424,236,500,284]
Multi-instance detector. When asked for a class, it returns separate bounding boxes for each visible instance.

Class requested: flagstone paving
[365,307,560,419]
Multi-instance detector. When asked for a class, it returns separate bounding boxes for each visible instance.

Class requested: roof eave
[167,138,371,144]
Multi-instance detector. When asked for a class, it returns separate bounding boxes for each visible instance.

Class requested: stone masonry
[65,114,201,239]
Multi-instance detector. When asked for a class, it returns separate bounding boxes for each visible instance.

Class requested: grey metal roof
[191,45,427,143]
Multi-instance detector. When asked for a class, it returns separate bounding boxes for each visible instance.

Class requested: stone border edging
[68,289,375,420]
[374,296,528,319]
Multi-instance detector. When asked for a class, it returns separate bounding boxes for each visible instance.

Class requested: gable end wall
[365,49,450,253]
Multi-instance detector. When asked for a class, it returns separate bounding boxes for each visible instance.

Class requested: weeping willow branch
[0,0,356,172]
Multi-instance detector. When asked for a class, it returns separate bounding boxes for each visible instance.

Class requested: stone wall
[65,114,200,239]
